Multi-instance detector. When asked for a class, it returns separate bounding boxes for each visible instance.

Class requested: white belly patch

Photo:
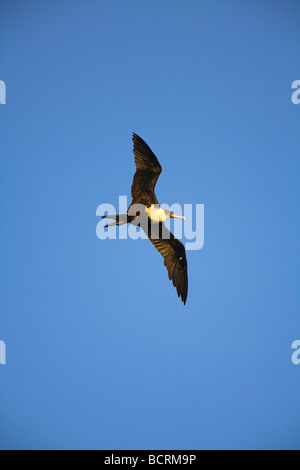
[146,206,168,222]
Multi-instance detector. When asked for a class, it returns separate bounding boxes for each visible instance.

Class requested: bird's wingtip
[132,132,140,142]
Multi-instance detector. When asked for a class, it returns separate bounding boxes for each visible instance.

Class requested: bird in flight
[102,133,188,305]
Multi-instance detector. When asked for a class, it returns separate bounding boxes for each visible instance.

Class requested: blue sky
[0,0,299,450]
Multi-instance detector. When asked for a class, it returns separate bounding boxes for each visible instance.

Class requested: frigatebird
[102,133,188,305]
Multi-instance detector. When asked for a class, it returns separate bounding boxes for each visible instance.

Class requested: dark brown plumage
[148,224,188,305]
[131,133,162,206]
[131,133,188,305]
[103,133,188,305]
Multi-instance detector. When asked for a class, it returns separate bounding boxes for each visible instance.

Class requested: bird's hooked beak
[170,212,185,220]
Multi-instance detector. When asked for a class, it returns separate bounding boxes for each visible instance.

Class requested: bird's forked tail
[101,214,130,228]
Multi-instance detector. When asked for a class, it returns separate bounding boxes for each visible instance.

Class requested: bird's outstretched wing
[147,223,188,305]
[131,133,162,206]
